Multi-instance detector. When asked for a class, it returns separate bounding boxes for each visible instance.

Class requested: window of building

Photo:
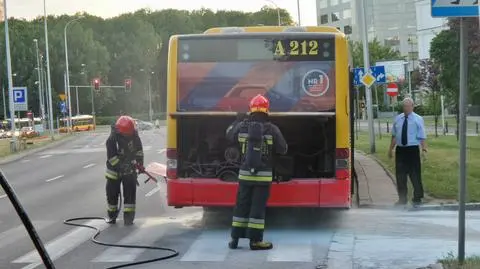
[341,0,350,3]
[320,14,329,24]
[343,9,351,19]
[331,12,340,22]
[330,0,339,6]
[319,0,328,8]
[344,25,352,35]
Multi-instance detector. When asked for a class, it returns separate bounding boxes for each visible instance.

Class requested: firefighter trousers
[106,173,137,222]
[231,181,271,242]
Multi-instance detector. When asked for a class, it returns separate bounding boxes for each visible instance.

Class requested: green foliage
[0,8,293,118]
[349,38,404,67]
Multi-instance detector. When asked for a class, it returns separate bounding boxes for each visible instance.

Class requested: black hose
[63,182,179,269]
[63,216,179,269]
[0,169,179,269]
[0,171,56,269]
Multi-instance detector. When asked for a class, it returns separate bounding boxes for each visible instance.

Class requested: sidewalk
[354,151,398,207]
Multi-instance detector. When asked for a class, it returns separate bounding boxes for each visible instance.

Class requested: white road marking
[13,219,110,265]
[39,155,52,159]
[45,175,64,182]
[145,183,162,197]
[0,221,53,250]
[0,194,6,199]
[157,148,166,154]
[92,219,164,262]
[83,163,96,169]
[180,230,230,261]
[20,159,30,163]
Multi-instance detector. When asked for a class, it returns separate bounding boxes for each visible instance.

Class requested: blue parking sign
[12,87,28,111]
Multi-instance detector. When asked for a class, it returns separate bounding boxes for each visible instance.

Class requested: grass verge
[377,116,478,131]
[356,132,480,202]
[0,134,68,158]
[439,253,480,269]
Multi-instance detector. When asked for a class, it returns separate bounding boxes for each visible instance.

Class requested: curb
[355,150,396,185]
[0,134,78,165]
[408,202,480,212]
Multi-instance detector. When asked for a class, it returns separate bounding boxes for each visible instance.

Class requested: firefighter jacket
[226,118,287,184]
[105,125,144,180]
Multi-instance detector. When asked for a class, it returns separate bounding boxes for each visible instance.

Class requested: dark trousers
[395,145,424,203]
[106,174,137,220]
[231,181,271,242]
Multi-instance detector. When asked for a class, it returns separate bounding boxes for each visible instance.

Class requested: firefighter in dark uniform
[226,94,288,250]
[105,116,145,225]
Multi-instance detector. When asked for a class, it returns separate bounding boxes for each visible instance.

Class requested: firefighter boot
[228,237,239,249]
[106,210,118,224]
[249,240,273,250]
[124,211,135,226]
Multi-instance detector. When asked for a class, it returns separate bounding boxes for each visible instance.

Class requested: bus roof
[203,25,344,35]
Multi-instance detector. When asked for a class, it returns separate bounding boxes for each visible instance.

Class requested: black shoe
[228,238,239,249]
[412,200,423,207]
[249,241,273,250]
[106,218,116,224]
[394,200,407,206]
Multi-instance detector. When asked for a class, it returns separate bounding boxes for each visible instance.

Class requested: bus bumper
[166,178,351,208]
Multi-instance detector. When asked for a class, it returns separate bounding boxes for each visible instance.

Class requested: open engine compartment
[177,115,336,181]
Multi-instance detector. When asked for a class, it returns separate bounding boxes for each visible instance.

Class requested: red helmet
[249,94,270,113]
[115,116,135,136]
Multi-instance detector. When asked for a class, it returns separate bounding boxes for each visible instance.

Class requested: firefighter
[105,115,145,225]
[226,94,288,251]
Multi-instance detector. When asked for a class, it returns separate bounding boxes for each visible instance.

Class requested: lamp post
[265,0,281,26]
[34,39,46,129]
[4,0,16,151]
[64,16,83,131]
[140,69,154,122]
[43,0,54,139]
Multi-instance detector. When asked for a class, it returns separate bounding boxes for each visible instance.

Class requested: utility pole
[43,0,55,140]
[2,88,6,121]
[358,0,375,153]
[34,39,46,130]
[296,0,301,26]
[4,0,16,152]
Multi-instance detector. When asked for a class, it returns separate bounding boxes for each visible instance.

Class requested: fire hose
[0,168,179,269]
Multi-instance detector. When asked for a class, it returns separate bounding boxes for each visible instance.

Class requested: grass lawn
[377,116,478,130]
[355,132,480,202]
[439,253,480,269]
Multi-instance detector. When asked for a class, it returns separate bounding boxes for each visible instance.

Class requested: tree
[417,59,441,137]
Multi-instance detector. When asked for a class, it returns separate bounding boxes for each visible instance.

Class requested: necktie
[401,115,408,146]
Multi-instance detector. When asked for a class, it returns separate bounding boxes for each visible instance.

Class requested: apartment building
[316,0,418,60]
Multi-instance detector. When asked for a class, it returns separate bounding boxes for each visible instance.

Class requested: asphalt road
[1,127,480,269]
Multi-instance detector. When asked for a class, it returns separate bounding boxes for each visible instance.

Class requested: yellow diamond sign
[361,73,375,87]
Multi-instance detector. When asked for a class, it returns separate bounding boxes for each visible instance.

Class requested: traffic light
[93,78,100,92]
[124,79,132,92]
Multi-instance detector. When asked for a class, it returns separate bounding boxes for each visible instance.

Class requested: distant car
[134,120,154,131]
[20,127,39,138]
[0,130,7,139]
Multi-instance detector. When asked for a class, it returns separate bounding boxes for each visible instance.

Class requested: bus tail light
[166,148,178,179]
[335,148,350,180]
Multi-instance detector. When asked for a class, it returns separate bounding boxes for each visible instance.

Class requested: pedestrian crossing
[3,213,338,268]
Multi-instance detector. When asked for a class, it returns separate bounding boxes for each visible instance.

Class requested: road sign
[60,102,67,114]
[386,83,398,97]
[353,65,386,86]
[361,73,376,87]
[431,0,479,18]
[13,87,28,111]
[59,93,66,101]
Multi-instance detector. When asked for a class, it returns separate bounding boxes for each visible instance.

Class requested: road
[1,127,480,269]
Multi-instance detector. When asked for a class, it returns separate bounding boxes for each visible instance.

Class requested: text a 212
[273,39,321,56]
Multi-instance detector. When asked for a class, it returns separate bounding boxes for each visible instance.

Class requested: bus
[162,26,355,209]
[60,115,95,132]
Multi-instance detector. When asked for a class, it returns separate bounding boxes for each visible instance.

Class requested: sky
[7,0,318,26]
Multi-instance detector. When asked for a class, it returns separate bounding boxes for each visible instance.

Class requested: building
[316,0,418,60]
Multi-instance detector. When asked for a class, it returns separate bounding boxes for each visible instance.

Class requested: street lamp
[3,0,16,152]
[77,63,87,115]
[265,0,281,26]
[64,16,84,131]
[43,0,54,140]
[34,39,46,129]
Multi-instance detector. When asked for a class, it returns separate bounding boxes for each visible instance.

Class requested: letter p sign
[12,87,28,111]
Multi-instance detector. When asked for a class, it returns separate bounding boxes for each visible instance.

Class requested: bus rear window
[176,35,337,113]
